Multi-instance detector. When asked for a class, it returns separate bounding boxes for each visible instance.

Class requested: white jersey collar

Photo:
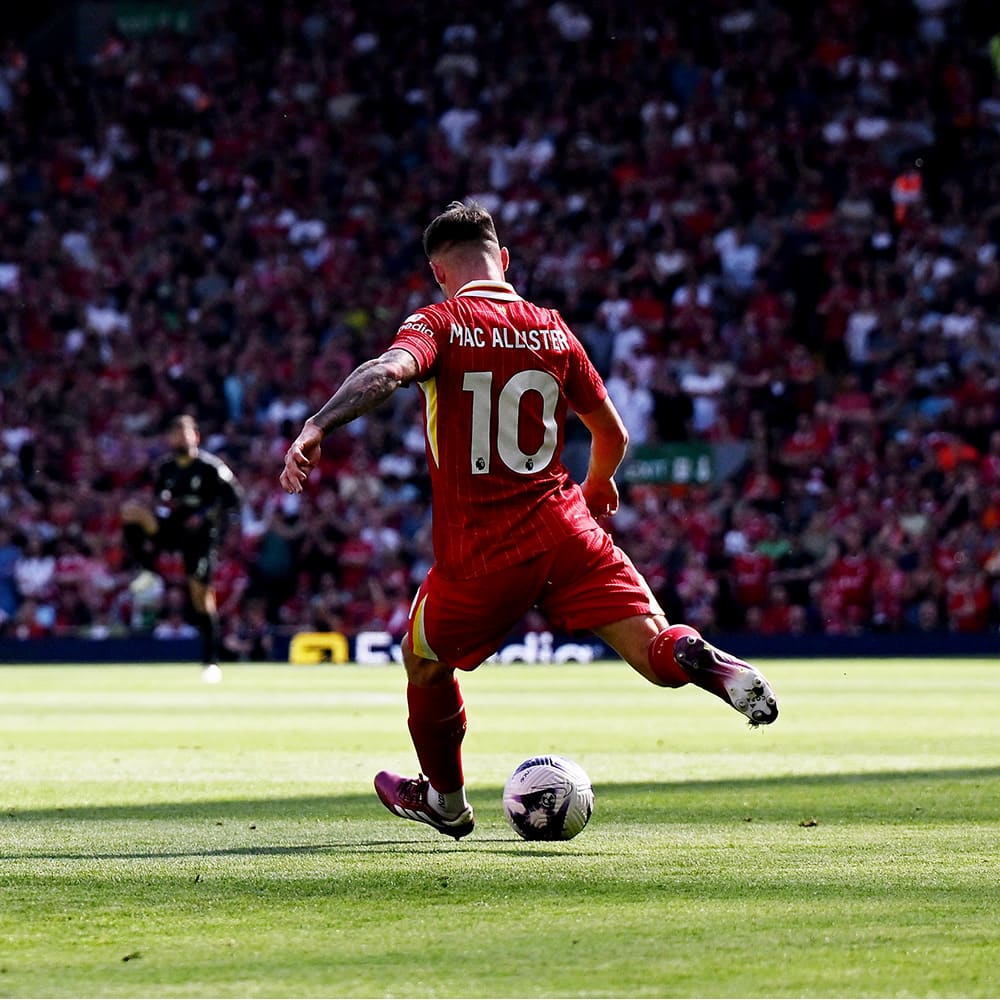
[454,279,522,302]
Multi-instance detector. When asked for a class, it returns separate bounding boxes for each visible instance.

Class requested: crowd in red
[1,0,998,654]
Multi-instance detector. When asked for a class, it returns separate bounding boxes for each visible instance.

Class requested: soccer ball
[502,755,594,841]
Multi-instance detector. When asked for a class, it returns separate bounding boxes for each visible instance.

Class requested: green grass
[1,659,999,998]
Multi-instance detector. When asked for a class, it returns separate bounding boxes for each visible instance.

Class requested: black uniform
[151,451,242,583]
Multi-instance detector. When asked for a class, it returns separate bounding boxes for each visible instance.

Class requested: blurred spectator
[945,557,991,632]
[605,362,654,446]
[680,355,729,437]
[14,537,55,604]
[649,368,694,442]
[0,526,21,619]
[153,609,199,640]
[222,599,275,661]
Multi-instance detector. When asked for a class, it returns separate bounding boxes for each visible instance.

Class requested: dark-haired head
[422,200,501,259]
[167,414,200,458]
[168,414,199,434]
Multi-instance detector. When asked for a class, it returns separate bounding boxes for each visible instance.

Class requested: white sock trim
[427,781,469,818]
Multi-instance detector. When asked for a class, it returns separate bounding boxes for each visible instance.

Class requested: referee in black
[122,415,243,682]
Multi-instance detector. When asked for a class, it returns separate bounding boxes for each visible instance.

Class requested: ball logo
[502,755,594,841]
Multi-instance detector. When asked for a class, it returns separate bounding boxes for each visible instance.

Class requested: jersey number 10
[463,369,559,476]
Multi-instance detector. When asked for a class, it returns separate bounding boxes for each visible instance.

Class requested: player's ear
[500,246,510,272]
[429,259,446,288]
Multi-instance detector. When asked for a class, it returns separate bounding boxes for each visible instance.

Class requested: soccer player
[280,202,778,839]
[123,414,243,683]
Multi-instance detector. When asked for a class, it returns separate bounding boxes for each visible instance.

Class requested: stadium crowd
[1,0,999,653]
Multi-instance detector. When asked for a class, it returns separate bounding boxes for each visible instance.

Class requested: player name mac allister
[449,323,571,351]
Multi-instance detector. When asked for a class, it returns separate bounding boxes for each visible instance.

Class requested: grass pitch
[1,658,999,998]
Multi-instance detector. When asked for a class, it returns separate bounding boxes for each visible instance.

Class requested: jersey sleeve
[556,312,608,415]
[390,307,442,376]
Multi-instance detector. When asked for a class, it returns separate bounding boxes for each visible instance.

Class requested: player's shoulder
[196,450,237,483]
[398,302,450,335]
[511,296,570,327]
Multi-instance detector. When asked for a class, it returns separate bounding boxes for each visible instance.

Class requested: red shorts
[407,527,662,669]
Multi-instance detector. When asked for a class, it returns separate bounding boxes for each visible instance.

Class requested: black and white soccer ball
[502,755,594,841]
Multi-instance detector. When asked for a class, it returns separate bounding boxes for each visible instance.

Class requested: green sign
[620,443,714,485]
[115,2,198,35]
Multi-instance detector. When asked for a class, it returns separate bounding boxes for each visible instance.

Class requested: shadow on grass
[3,763,999,848]
[1,841,592,862]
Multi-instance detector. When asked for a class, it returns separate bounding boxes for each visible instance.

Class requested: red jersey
[731,551,774,608]
[391,280,607,579]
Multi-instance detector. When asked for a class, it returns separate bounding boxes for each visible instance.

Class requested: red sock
[407,676,467,793]
[647,624,701,687]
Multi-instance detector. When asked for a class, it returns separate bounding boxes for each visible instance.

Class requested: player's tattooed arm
[308,348,420,435]
[280,348,420,494]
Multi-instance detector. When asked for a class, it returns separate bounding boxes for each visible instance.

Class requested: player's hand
[581,476,619,519]
[280,422,323,494]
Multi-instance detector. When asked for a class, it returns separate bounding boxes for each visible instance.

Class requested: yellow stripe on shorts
[410,594,438,661]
